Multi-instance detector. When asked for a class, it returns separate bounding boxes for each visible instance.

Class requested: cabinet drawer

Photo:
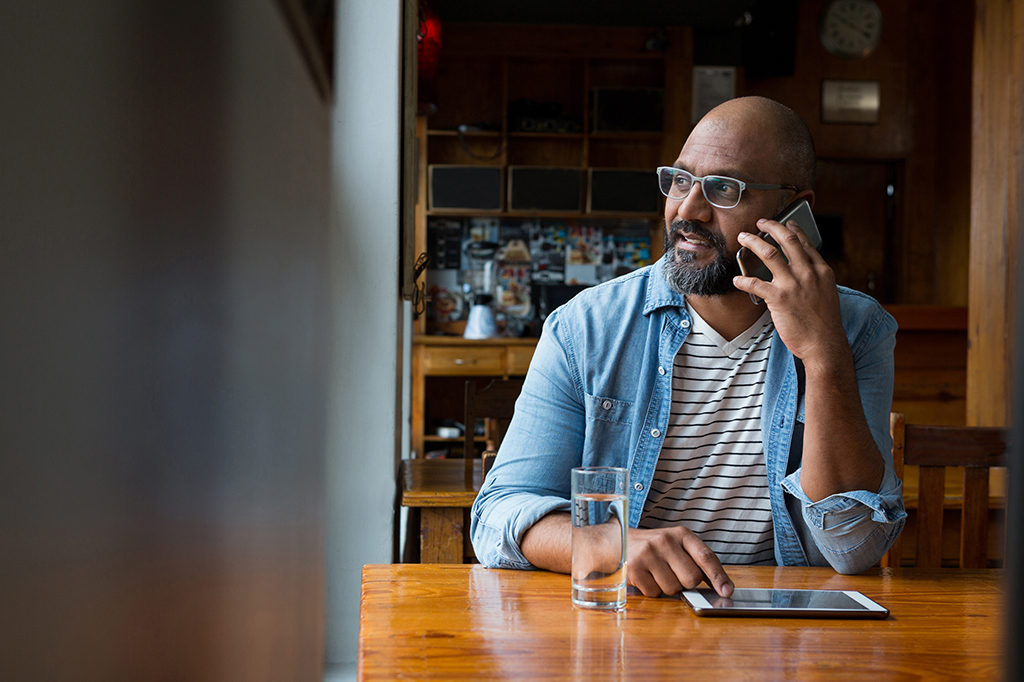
[507,345,535,376]
[422,346,505,375]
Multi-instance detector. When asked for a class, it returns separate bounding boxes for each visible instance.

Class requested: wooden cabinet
[420,345,506,375]
[411,336,536,459]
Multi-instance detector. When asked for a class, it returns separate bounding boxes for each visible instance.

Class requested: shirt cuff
[781,469,906,528]
[476,495,572,569]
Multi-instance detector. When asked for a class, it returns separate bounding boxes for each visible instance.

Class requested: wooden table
[359,564,1005,681]
[401,459,482,563]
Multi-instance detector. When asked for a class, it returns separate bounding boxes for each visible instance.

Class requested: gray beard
[662,220,742,296]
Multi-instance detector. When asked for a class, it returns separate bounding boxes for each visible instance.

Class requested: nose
[670,179,714,224]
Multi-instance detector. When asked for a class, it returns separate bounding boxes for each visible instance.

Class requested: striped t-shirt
[639,305,776,565]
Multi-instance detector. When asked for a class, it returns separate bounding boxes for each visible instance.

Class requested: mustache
[667,220,727,252]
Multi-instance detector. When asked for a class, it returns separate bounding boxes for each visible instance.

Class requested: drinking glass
[571,467,628,609]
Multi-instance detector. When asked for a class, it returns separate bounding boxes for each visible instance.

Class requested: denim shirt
[470,258,906,574]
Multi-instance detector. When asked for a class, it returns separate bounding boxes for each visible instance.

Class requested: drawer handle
[453,358,472,365]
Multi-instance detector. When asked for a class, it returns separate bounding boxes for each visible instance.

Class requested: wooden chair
[882,412,1009,568]
[463,378,523,473]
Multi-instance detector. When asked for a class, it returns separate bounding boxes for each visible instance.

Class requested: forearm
[799,348,885,502]
[520,511,573,573]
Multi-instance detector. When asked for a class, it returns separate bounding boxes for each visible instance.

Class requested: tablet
[680,588,889,619]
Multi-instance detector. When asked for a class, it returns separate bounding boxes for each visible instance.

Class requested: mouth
[665,220,728,260]
[679,233,712,249]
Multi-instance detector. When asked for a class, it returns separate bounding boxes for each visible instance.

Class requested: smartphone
[735,199,822,304]
[681,587,889,620]
[736,199,822,283]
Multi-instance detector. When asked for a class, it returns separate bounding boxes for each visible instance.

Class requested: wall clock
[819,0,883,59]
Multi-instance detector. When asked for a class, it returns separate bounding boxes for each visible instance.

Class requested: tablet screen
[709,588,864,609]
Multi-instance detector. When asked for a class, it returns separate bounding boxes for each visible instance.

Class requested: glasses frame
[656,166,798,209]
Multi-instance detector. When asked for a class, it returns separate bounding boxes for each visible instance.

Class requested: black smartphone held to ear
[736,199,822,304]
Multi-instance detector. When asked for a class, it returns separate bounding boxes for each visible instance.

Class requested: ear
[794,189,815,210]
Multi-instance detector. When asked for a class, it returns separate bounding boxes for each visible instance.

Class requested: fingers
[759,217,818,260]
[679,532,734,598]
[732,273,772,302]
[738,220,815,275]
[733,219,832,305]
[626,527,735,598]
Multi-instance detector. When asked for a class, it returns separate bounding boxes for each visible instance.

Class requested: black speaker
[508,167,583,212]
[429,165,502,211]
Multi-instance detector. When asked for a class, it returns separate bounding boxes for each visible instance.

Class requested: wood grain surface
[401,459,481,507]
[359,564,1004,681]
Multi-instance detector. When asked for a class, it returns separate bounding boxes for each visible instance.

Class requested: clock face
[820,0,883,59]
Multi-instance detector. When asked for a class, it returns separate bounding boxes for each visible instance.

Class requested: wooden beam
[967,0,1024,427]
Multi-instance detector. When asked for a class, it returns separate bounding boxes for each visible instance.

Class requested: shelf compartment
[507,56,585,133]
[506,136,584,167]
[432,55,505,132]
[589,57,666,90]
[427,134,505,166]
[589,136,664,169]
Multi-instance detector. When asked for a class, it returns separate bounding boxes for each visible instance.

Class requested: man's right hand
[627,526,734,598]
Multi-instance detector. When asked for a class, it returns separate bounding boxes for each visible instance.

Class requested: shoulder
[836,286,897,350]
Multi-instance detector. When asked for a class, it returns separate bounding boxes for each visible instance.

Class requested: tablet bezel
[680,587,889,619]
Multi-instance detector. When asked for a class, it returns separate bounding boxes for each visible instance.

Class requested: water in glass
[571,491,627,609]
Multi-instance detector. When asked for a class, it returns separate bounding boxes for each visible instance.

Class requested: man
[470,96,905,598]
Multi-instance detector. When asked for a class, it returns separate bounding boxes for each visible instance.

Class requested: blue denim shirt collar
[642,257,688,317]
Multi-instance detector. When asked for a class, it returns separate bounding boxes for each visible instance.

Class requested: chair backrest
[883,412,1009,569]
[463,378,523,468]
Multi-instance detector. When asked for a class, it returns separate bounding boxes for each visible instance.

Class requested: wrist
[801,342,856,386]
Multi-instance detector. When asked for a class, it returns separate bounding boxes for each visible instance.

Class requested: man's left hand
[733,218,847,366]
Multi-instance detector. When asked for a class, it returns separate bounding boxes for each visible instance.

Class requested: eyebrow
[674,164,754,182]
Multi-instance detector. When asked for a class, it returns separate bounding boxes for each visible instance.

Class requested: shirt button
[651,428,661,438]
[602,399,612,410]
[633,482,644,492]
[680,319,691,329]
[658,366,666,375]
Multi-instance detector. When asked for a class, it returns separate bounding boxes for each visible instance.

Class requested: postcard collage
[426,217,655,330]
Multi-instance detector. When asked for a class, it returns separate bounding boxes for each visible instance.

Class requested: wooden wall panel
[741,0,973,307]
[740,0,910,159]
[814,161,893,298]
[967,0,1024,427]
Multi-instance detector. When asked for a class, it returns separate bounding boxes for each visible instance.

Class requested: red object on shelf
[417,2,442,84]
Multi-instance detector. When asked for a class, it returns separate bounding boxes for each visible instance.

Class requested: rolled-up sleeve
[781,469,905,573]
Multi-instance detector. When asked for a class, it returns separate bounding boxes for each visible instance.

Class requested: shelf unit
[410,23,694,460]
[421,22,692,224]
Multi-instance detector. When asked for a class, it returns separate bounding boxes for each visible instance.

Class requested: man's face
[662,118,789,297]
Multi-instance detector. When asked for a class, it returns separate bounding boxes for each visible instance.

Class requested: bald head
[696,96,816,191]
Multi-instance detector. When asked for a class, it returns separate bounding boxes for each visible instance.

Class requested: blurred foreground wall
[0,1,332,679]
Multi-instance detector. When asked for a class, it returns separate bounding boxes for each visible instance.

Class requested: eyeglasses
[656,166,798,209]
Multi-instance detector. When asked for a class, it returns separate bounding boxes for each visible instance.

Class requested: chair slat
[916,466,946,568]
[960,467,990,568]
